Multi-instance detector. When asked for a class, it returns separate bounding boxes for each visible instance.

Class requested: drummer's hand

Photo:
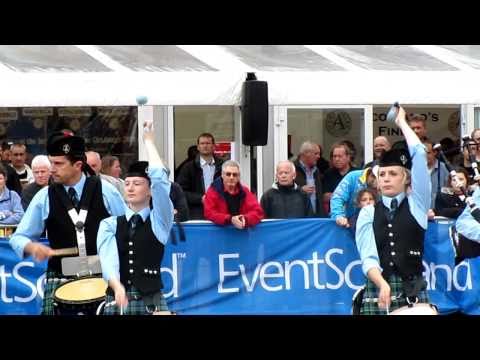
[143,121,154,142]
[114,287,129,310]
[378,282,392,310]
[394,106,407,127]
[110,279,128,309]
[25,242,54,262]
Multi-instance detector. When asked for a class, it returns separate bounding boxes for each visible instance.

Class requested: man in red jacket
[204,160,264,229]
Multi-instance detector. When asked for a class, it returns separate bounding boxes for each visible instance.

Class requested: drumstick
[51,247,79,256]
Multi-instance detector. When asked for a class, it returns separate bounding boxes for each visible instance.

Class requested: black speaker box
[241,80,268,146]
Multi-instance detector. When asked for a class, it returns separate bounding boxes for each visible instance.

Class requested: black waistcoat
[45,176,109,273]
[116,216,165,295]
[373,198,425,279]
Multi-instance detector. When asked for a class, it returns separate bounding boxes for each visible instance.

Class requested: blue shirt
[299,160,318,213]
[97,165,174,282]
[9,173,126,259]
[0,187,24,225]
[456,186,480,242]
[330,169,369,220]
[355,143,431,276]
[430,159,449,209]
[200,156,216,192]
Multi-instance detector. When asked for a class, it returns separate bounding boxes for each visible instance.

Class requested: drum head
[54,277,107,304]
[389,303,438,315]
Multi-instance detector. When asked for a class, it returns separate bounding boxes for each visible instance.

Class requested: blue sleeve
[97,216,120,282]
[148,166,174,245]
[408,143,431,229]
[355,205,382,276]
[8,187,50,259]
[330,172,355,220]
[1,190,24,225]
[456,187,480,242]
[101,179,127,217]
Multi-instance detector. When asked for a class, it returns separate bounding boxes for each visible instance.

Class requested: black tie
[388,198,398,221]
[68,187,79,209]
[129,214,143,239]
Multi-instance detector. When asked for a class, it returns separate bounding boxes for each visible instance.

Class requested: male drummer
[97,122,174,315]
[9,131,125,315]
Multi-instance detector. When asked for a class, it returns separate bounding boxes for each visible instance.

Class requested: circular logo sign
[33,118,44,129]
[109,117,119,130]
[448,111,460,137]
[325,111,352,137]
[70,118,81,131]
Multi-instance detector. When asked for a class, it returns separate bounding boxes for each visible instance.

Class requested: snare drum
[53,276,108,315]
[389,303,438,315]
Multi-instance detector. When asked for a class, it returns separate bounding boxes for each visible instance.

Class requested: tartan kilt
[102,286,168,315]
[41,271,74,315]
[359,274,429,315]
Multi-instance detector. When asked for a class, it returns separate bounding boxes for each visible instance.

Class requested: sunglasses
[224,172,239,178]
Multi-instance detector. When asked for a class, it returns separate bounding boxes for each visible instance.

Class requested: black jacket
[434,190,466,219]
[260,183,313,219]
[176,154,223,220]
[293,159,326,217]
[170,182,189,222]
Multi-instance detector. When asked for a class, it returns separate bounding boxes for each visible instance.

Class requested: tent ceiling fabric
[1,45,480,105]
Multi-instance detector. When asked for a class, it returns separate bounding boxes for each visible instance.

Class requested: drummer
[9,131,125,315]
[97,121,174,315]
[354,106,431,315]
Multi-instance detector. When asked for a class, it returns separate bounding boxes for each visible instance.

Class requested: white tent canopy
[2,45,480,106]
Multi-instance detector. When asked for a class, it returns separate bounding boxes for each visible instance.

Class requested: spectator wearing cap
[21,155,52,210]
[354,106,431,315]
[330,166,378,229]
[97,121,174,315]
[204,160,264,228]
[9,130,125,315]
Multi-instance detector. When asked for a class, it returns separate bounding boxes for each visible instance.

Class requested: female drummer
[355,106,431,315]
[97,121,174,315]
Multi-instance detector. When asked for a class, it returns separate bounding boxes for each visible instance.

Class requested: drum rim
[53,276,107,305]
[389,303,438,315]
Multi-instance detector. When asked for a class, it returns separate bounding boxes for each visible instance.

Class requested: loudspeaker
[241,80,268,146]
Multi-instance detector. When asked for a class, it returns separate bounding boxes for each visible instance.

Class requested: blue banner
[0,219,479,315]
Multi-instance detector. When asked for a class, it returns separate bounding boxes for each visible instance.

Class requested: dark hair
[0,163,7,178]
[407,113,427,125]
[101,155,120,175]
[330,141,354,161]
[449,167,471,187]
[197,133,215,145]
[355,188,376,207]
[65,153,87,167]
[187,145,199,159]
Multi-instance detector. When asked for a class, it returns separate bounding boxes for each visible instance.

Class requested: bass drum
[389,303,438,315]
[53,276,108,315]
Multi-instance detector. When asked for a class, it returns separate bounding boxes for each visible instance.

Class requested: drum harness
[56,177,100,278]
